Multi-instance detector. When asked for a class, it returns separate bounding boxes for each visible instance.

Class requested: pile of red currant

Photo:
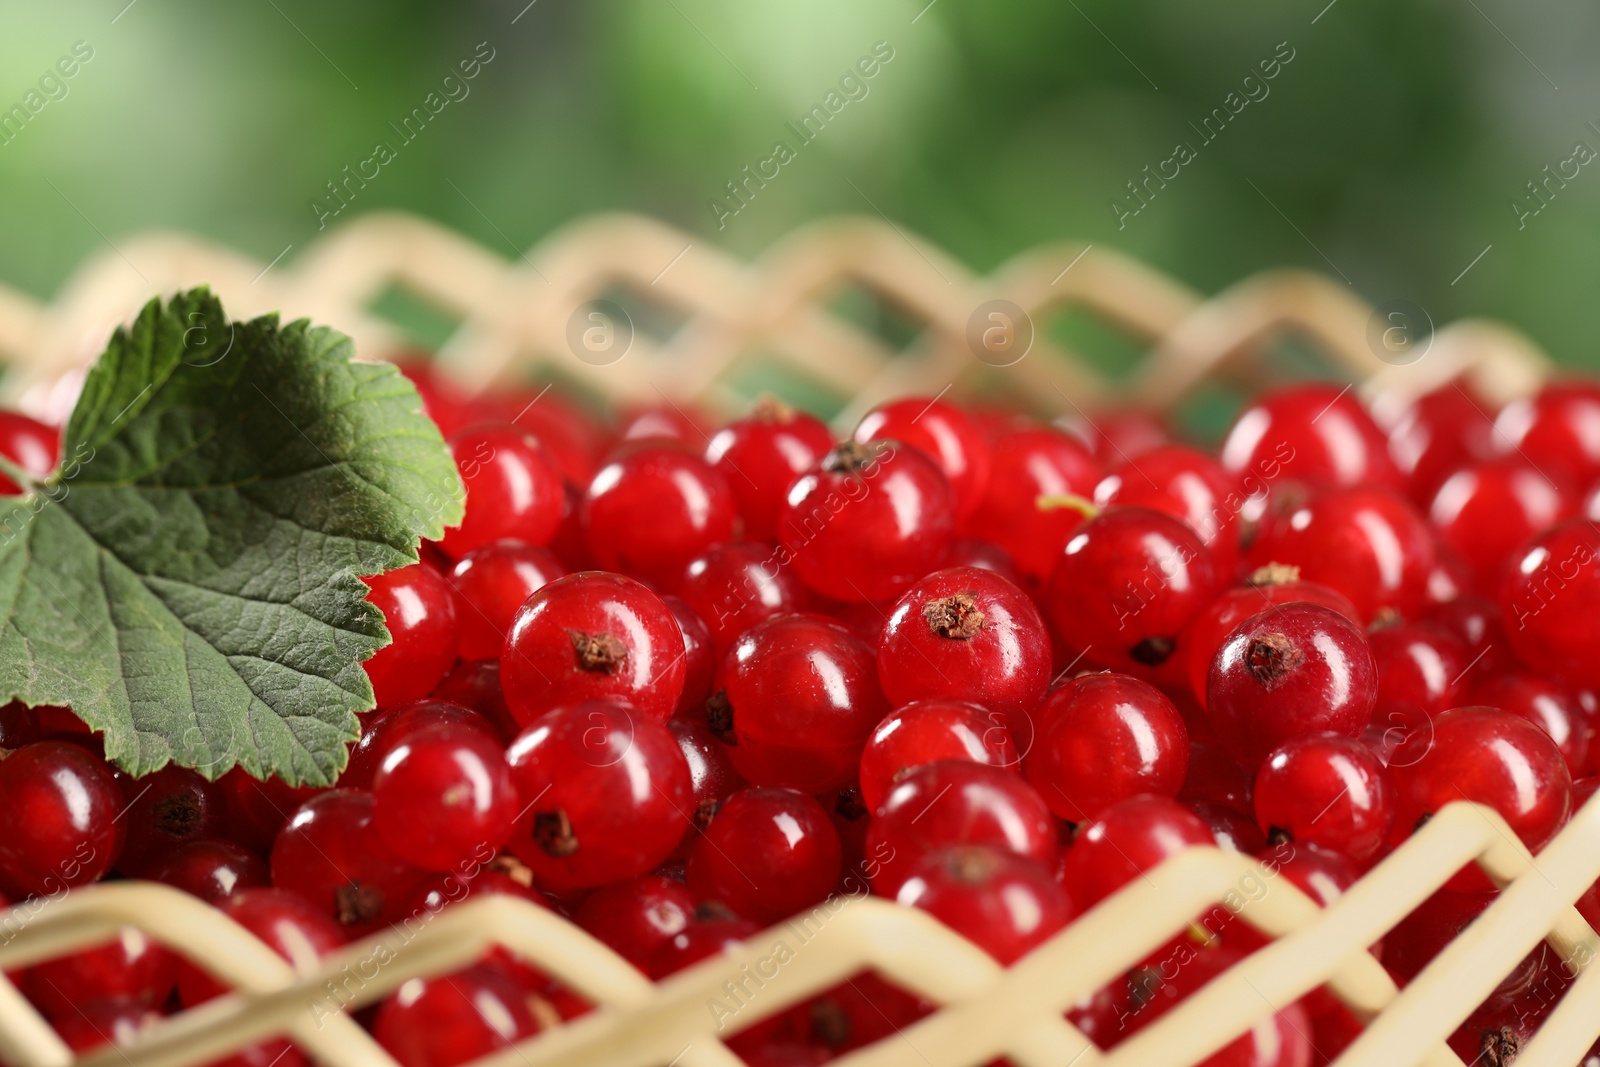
[8,371,1600,1067]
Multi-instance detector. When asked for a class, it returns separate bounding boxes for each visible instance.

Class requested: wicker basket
[0,213,1595,1067]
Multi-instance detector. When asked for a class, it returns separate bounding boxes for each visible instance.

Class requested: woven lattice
[0,213,1593,1067]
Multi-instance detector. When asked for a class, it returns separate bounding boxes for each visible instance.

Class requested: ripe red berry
[1253,734,1395,862]
[779,440,955,603]
[1045,507,1217,675]
[177,887,344,1005]
[0,411,59,495]
[1469,671,1592,776]
[445,540,566,660]
[661,595,717,717]
[1379,381,1497,505]
[1493,380,1600,486]
[111,764,224,878]
[865,760,1057,897]
[372,724,518,871]
[1367,619,1468,714]
[678,541,810,654]
[374,964,542,1067]
[152,839,270,903]
[688,786,842,924]
[966,427,1101,583]
[1179,738,1255,814]
[217,767,321,856]
[362,560,460,707]
[877,567,1051,747]
[1206,603,1377,767]
[0,741,123,896]
[430,660,520,742]
[343,699,493,789]
[712,614,888,793]
[895,846,1071,964]
[504,699,692,890]
[573,873,698,972]
[854,396,992,522]
[26,926,175,1016]
[668,717,745,838]
[270,789,426,934]
[501,571,687,726]
[1025,673,1189,823]
[1220,382,1399,491]
[857,698,1018,814]
[1095,444,1244,582]
[1248,486,1436,623]
[582,443,736,587]
[704,397,835,543]
[1498,520,1600,688]
[438,424,564,558]
[1059,794,1213,907]
[648,916,761,980]
[1428,459,1576,592]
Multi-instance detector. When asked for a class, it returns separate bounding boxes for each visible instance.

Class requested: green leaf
[0,289,464,786]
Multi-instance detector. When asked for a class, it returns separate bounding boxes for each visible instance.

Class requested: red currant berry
[1428,594,1510,685]
[26,927,175,1016]
[177,887,344,1005]
[504,699,692,890]
[617,403,717,445]
[1193,801,1268,854]
[1470,671,1592,776]
[1429,459,1576,592]
[857,698,1017,814]
[1179,738,1255,814]
[668,718,744,839]
[648,916,761,980]
[1378,381,1497,505]
[661,595,717,717]
[217,767,321,856]
[431,660,520,742]
[438,424,564,558]
[688,786,842,924]
[0,411,59,495]
[940,537,1024,586]
[1096,444,1244,581]
[1248,487,1436,623]
[582,443,736,587]
[895,846,1071,964]
[113,765,224,877]
[1058,410,1168,462]
[854,396,992,522]
[1207,602,1377,767]
[373,724,518,871]
[865,760,1057,897]
[878,567,1051,746]
[1499,520,1600,687]
[573,873,697,972]
[343,699,492,790]
[1493,380,1600,486]
[1026,673,1189,823]
[153,839,270,903]
[270,789,426,933]
[712,614,888,793]
[1254,734,1395,862]
[679,541,810,654]
[1220,382,1399,491]
[0,741,123,896]
[362,561,460,707]
[1059,794,1213,907]
[966,427,1101,583]
[375,964,542,1067]
[779,440,955,603]
[501,571,686,725]
[1392,707,1571,857]
[705,397,834,543]
[445,540,565,661]
[1368,619,1468,714]
[1046,507,1217,675]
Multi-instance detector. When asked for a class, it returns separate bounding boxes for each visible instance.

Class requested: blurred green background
[1,0,1596,366]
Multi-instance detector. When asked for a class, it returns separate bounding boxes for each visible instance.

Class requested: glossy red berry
[372,724,518,872]
[661,595,716,717]
[574,873,698,971]
[678,541,810,654]
[1206,603,1377,767]
[1378,380,1497,505]
[375,964,542,1067]
[688,786,842,924]
[270,789,425,934]
[779,440,955,603]
[1058,410,1168,462]
[1025,673,1189,824]
[1498,520,1600,688]
[1193,801,1267,854]
[895,846,1071,965]
[712,614,888,793]
[1220,382,1399,491]
[1179,738,1255,814]
[1367,620,1468,715]
[1428,459,1576,592]
[582,443,736,587]
[854,396,991,522]
[177,887,344,1005]
[153,839,270,903]
[1248,487,1436,623]
[1428,594,1510,685]
[668,717,745,837]
[217,768,321,856]
[1096,444,1244,581]
[504,699,692,890]
[501,571,687,725]
[941,537,1024,586]
[1493,380,1600,486]
[113,765,224,877]
[0,741,122,896]
[1253,734,1395,862]
[705,397,835,543]
[362,561,460,707]
[0,411,59,495]
[445,540,566,661]
[865,760,1057,897]
[26,927,175,1016]
[1470,672,1592,776]
[877,567,1051,747]
[966,427,1101,583]
[648,916,761,980]
[438,423,564,558]
[857,698,1018,814]
[1046,507,1217,675]
[430,660,520,742]
[1059,794,1214,907]
[343,699,492,790]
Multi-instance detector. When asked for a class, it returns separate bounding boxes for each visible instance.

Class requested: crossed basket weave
[0,213,1594,1067]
